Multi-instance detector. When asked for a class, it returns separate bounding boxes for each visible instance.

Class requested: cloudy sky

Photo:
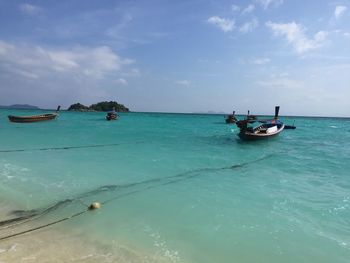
[0,0,349,116]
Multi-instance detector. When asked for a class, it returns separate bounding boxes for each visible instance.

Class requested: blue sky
[0,0,349,116]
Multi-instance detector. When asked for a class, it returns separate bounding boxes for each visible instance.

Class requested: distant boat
[247,113,257,121]
[106,107,118,121]
[8,106,60,123]
[225,111,238,124]
[236,106,285,140]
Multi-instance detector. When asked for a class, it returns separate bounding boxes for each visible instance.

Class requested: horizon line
[1,107,349,119]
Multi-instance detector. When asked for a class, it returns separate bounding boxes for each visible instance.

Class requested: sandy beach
[0,223,174,263]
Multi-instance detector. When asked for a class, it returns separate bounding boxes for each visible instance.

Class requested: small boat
[236,106,285,140]
[106,107,118,121]
[225,111,238,124]
[8,106,60,123]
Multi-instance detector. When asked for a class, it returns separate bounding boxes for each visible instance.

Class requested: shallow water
[0,109,349,262]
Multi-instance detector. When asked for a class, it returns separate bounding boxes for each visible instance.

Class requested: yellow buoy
[89,202,101,210]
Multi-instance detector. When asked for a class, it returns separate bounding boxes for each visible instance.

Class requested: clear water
[0,109,349,262]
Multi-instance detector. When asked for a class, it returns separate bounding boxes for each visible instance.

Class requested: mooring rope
[0,199,75,229]
[0,210,87,241]
[0,141,145,153]
[0,154,272,241]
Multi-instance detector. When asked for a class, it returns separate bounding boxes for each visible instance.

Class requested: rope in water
[0,141,145,153]
[0,155,272,241]
[0,164,244,230]
[0,199,74,229]
[0,210,87,241]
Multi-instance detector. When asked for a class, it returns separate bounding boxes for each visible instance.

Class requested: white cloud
[122,68,140,77]
[252,58,271,64]
[105,14,133,38]
[116,78,128,85]
[256,0,283,9]
[332,29,350,39]
[253,69,350,117]
[45,46,132,78]
[176,80,190,86]
[266,21,328,54]
[19,3,43,16]
[240,18,259,33]
[231,5,240,12]
[0,41,14,55]
[334,5,347,19]
[242,4,255,14]
[257,78,301,89]
[207,16,235,32]
[0,40,133,107]
[2,43,131,76]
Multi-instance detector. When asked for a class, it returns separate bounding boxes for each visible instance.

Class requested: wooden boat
[106,112,118,121]
[225,111,238,124]
[106,107,118,121]
[244,110,257,121]
[236,106,285,140]
[8,106,60,123]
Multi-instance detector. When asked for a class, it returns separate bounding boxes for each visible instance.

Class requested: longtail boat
[236,106,285,140]
[106,107,118,121]
[106,112,118,121]
[225,111,238,124]
[8,106,60,123]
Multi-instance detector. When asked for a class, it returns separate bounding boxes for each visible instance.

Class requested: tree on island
[67,103,89,111]
[68,101,129,112]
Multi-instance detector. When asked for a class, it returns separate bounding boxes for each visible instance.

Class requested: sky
[0,0,349,116]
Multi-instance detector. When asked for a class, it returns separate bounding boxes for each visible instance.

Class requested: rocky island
[68,101,129,112]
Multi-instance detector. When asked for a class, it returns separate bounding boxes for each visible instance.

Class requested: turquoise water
[0,109,349,262]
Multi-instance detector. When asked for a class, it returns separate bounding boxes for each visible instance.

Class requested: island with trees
[67,101,129,112]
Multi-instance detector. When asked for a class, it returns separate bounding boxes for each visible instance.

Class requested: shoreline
[0,208,176,263]
[0,196,180,263]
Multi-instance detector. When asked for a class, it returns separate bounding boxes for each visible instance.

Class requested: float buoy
[89,202,101,210]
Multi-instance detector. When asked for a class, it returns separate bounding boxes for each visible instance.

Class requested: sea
[0,109,349,263]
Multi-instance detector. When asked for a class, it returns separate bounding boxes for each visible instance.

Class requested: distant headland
[68,101,129,112]
[0,104,40,110]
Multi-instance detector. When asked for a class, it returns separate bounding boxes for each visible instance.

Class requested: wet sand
[0,201,173,263]
[0,226,174,263]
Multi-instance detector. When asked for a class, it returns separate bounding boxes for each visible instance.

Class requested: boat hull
[225,118,236,124]
[238,124,285,141]
[8,113,58,123]
[106,113,118,121]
